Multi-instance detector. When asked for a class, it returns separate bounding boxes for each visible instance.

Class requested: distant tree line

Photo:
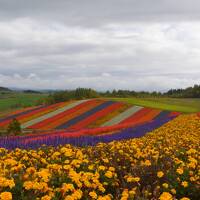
[45,85,200,104]
[45,88,99,104]
[102,84,200,98]
[23,90,42,94]
[100,90,162,98]
[164,84,200,98]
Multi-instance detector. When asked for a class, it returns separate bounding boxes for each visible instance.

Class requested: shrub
[7,118,21,135]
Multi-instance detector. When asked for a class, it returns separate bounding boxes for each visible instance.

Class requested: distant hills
[1,84,200,98]
[0,86,12,92]
[0,87,46,94]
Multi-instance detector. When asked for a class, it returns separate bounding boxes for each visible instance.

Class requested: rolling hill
[0,99,183,149]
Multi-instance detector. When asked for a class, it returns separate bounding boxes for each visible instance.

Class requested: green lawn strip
[106,97,200,113]
[0,93,47,112]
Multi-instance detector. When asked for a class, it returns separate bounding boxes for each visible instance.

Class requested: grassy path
[106,97,200,113]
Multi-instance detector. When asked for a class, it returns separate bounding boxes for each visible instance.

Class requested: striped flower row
[0,99,181,133]
[0,114,177,149]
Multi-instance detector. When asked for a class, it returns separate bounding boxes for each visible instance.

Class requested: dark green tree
[7,118,21,135]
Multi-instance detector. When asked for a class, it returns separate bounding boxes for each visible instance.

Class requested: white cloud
[0,15,200,90]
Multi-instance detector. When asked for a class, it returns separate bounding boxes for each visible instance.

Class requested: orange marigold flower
[157,171,164,178]
[159,192,173,200]
[0,192,12,200]
[176,167,184,175]
[144,160,151,166]
[181,181,188,188]
[41,195,51,200]
[89,191,97,199]
[105,171,113,178]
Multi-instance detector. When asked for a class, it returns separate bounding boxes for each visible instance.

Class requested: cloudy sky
[0,0,200,91]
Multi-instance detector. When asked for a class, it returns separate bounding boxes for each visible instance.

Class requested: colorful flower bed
[88,103,131,128]
[0,114,199,200]
[0,102,72,128]
[0,105,45,127]
[19,102,69,124]
[101,106,143,127]
[0,100,181,133]
[119,108,161,126]
[56,101,116,129]
[0,113,177,149]
[0,106,38,118]
[61,102,123,131]
[29,100,103,130]
[21,101,76,129]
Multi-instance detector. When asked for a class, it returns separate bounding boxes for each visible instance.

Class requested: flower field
[0,99,181,150]
[0,100,179,132]
[0,100,199,199]
[0,113,199,200]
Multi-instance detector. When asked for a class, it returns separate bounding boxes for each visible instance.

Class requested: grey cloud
[0,1,200,91]
[1,0,200,26]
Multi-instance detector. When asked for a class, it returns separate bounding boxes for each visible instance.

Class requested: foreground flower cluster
[0,114,199,200]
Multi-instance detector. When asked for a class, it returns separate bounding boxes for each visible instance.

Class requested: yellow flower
[121,189,129,198]
[159,192,173,200]
[105,171,113,178]
[119,150,123,154]
[181,181,188,188]
[64,195,74,200]
[98,185,105,193]
[61,183,75,193]
[176,168,184,175]
[4,159,17,166]
[170,189,176,194]
[99,166,106,171]
[120,197,128,200]
[37,169,51,183]
[23,181,33,190]
[89,191,98,199]
[0,177,15,189]
[88,165,94,170]
[98,195,112,200]
[144,160,151,166]
[102,158,109,163]
[129,187,136,197]
[41,195,51,200]
[180,198,190,200]
[162,183,169,189]
[0,192,12,200]
[129,190,136,196]
[133,177,140,182]
[108,167,115,172]
[72,190,82,199]
[157,171,164,178]
[190,177,196,182]
[126,176,140,183]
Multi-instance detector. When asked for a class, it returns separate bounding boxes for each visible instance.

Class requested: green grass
[107,97,200,113]
[0,92,47,116]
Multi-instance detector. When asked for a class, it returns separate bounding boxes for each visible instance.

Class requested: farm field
[0,99,199,200]
[0,92,47,116]
[0,99,180,132]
